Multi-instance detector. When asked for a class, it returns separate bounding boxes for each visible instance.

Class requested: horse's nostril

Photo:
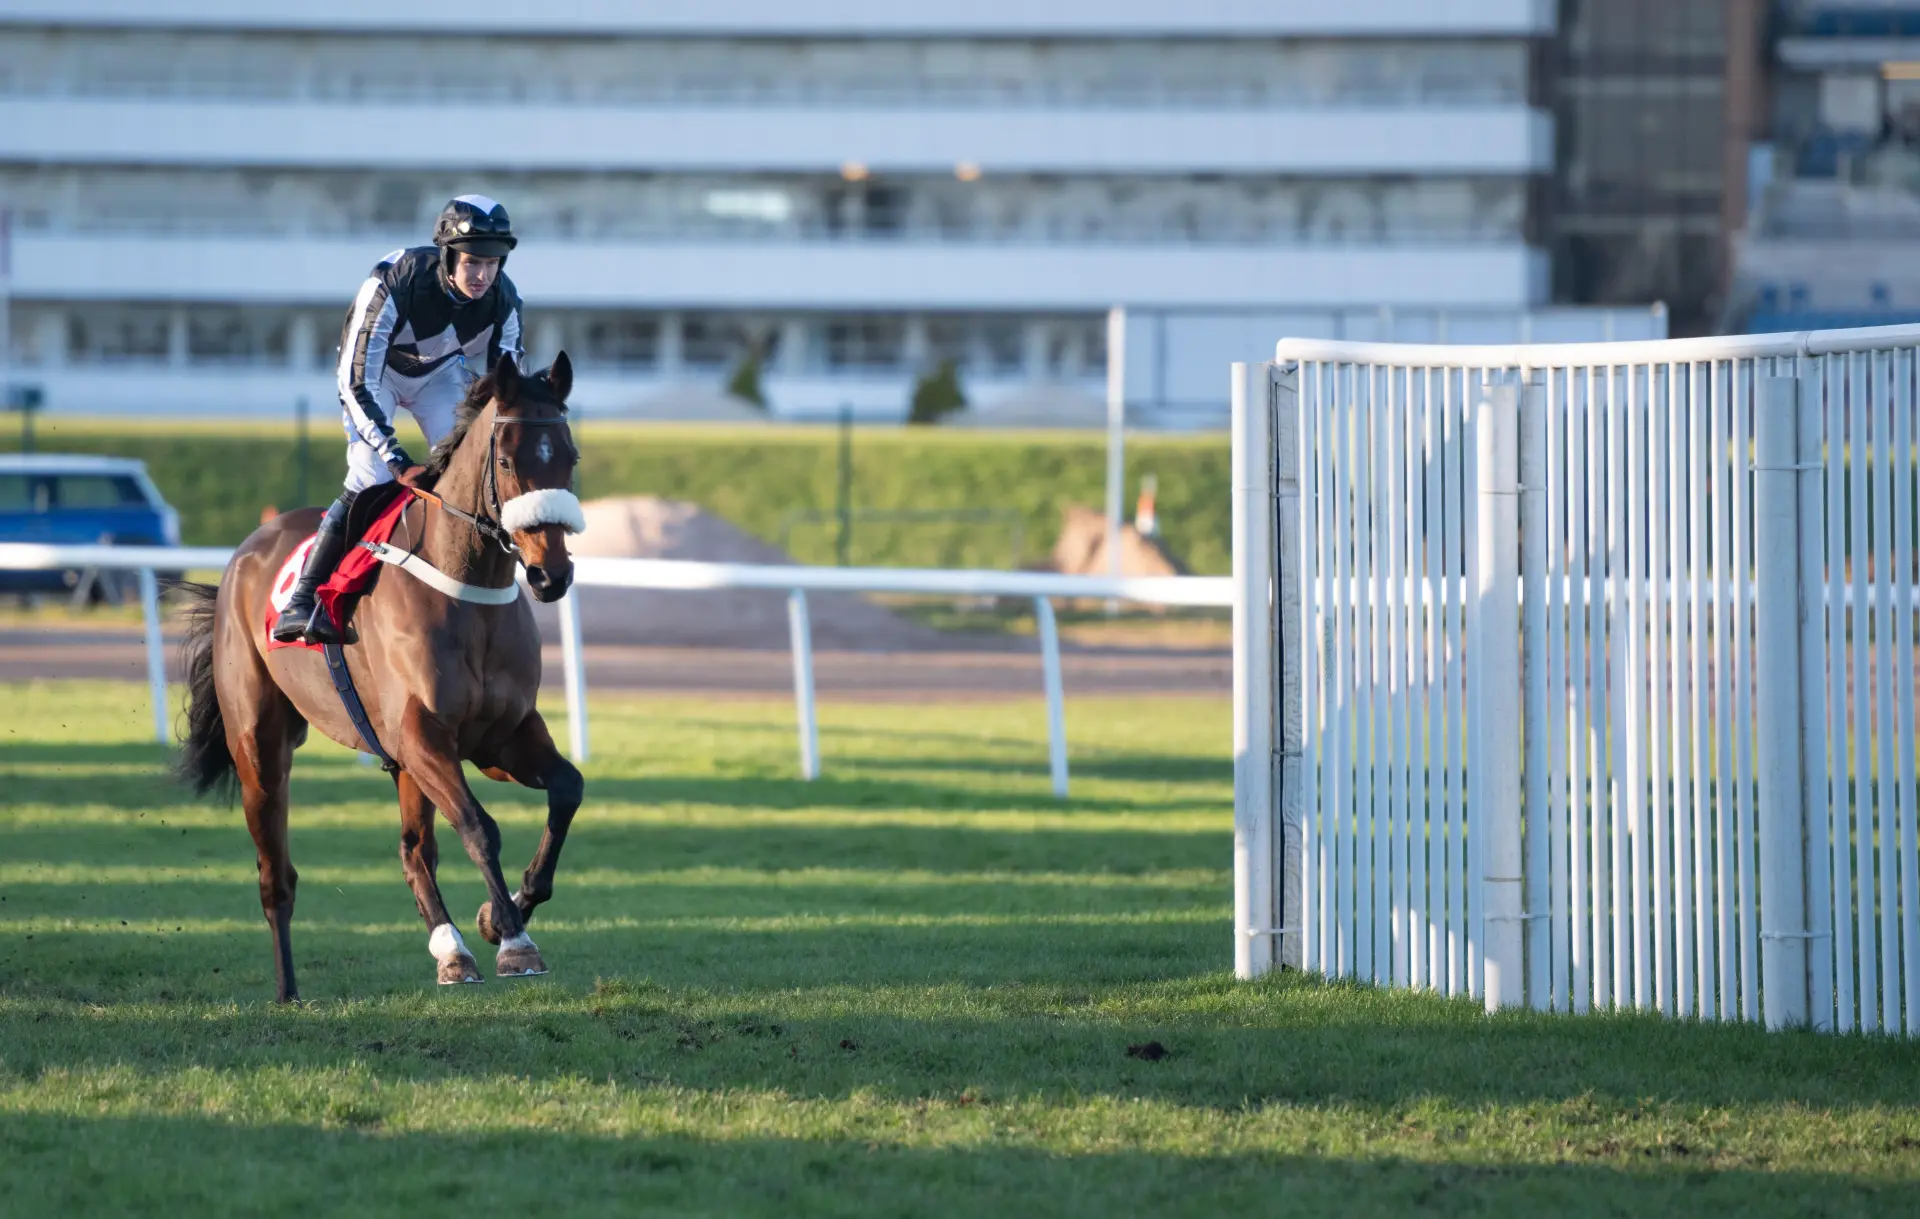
[525,566,550,591]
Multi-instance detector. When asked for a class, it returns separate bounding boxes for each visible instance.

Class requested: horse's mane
[422,364,564,485]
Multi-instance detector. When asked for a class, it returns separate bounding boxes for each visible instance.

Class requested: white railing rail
[0,542,1231,798]
[1273,320,1920,370]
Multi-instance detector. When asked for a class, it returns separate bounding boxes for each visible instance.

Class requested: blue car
[0,454,183,600]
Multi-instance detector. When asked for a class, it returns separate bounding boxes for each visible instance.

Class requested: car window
[55,475,146,508]
[0,475,51,512]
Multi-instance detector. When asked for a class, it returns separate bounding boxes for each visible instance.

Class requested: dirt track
[0,626,1229,701]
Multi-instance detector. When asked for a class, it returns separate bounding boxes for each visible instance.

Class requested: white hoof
[429,922,483,985]
[496,931,548,978]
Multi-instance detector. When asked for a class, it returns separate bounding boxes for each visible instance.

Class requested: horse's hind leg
[395,770,482,986]
[232,698,301,1003]
[212,572,305,1002]
[476,711,583,934]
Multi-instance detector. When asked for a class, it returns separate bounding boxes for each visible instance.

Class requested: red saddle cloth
[265,492,413,653]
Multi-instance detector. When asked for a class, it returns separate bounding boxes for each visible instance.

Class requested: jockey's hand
[394,465,429,488]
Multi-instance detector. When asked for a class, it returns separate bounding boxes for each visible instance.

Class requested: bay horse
[174,352,586,1003]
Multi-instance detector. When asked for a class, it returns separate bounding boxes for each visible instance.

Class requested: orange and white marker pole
[1135,473,1158,539]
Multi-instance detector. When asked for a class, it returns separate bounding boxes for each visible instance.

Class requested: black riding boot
[271,493,355,644]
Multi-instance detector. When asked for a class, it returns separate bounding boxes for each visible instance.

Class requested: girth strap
[323,643,398,773]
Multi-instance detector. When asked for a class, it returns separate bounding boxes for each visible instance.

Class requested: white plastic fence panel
[1249,323,1920,1035]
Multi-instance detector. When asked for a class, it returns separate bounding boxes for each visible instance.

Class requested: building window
[304,311,343,370]
[824,317,905,370]
[2,166,1532,246]
[580,314,661,370]
[0,32,1528,108]
[1044,317,1106,379]
[187,306,290,365]
[680,314,752,369]
[6,305,47,366]
[978,319,1026,376]
[924,316,972,370]
[66,306,170,364]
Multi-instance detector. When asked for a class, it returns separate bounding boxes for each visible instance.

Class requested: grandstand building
[0,1,1660,426]
[1730,0,1920,331]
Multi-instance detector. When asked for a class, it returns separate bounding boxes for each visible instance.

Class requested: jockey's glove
[385,450,417,477]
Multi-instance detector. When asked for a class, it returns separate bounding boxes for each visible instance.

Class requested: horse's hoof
[495,933,547,978]
[436,953,483,986]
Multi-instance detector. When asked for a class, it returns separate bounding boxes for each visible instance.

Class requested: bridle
[405,411,574,560]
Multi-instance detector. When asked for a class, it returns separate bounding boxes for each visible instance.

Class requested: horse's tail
[172,581,237,802]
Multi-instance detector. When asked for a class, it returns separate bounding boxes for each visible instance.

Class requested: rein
[405,412,573,559]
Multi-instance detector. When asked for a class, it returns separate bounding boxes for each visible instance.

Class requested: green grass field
[2,682,1918,1217]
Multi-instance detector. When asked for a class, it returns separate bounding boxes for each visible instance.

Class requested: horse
[174,352,586,1003]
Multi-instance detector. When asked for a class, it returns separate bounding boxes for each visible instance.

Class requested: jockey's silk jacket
[336,246,525,470]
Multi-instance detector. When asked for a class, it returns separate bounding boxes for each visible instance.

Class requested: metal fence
[1233,322,1920,1034]
[0,542,1230,800]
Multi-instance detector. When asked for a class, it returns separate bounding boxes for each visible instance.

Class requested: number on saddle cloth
[265,481,414,654]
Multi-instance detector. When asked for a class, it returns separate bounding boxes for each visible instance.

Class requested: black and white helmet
[433,195,517,264]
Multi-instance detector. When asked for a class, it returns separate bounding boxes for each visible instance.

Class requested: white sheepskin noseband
[500,488,586,534]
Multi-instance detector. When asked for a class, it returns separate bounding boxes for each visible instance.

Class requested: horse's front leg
[396,697,547,978]
[393,768,482,986]
[476,710,584,934]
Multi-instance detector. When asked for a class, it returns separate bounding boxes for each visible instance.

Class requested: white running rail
[0,543,1230,799]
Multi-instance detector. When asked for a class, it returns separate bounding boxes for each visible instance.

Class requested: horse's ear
[494,352,521,402]
[549,350,573,406]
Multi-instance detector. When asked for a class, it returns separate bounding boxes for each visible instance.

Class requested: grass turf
[0,681,1917,1217]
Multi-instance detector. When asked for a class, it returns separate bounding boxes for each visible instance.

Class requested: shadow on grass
[3,741,1207,816]
[5,913,1920,1117]
[0,807,1222,897]
[842,752,1228,785]
[1,1111,1896,1219]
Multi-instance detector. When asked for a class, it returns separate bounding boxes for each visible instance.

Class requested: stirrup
[300,602,357,647]
[271,598,316,643]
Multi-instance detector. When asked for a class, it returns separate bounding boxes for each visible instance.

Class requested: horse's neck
[421,412,515,588]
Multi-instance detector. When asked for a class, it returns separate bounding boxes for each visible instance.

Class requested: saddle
[265,481,411,655]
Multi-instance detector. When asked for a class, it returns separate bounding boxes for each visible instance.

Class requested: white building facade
[0,0,1661,426]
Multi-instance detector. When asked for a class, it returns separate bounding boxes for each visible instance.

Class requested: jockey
[272,195,525,644]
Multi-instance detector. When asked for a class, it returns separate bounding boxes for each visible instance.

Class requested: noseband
[407,413,574,560]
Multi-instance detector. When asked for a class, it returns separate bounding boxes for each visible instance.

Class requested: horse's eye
[497,456,512,469]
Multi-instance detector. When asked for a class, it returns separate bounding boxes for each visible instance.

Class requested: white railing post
[1795,362,1834,1033]
[1034,596,1069,799]
[1476,382,1524,1011]
[557,585,589,763]
[137,567,168,745]
[1755,372,1812,1030]
[1232,361,1277,980]
[1273,361,1304,972]
[787,589,819,781]
[1104,305,1127,615]
[1520,374,1551,1010]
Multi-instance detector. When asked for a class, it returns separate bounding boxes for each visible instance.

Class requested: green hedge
[6,419,1231,574]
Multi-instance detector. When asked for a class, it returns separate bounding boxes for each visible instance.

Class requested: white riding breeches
[342,362,472,492]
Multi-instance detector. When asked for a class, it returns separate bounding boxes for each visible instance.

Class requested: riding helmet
[433,195,517,274]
